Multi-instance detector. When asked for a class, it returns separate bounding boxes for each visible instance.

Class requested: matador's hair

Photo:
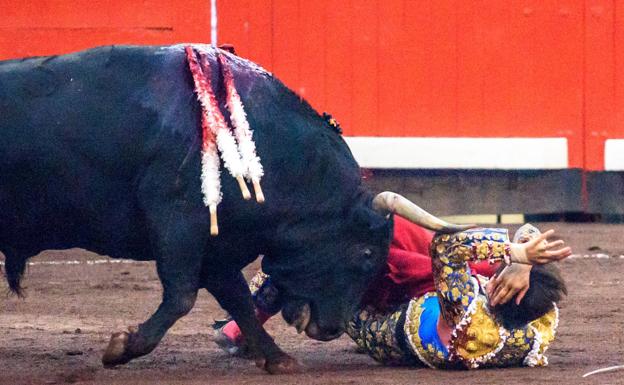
[492,263,567,329]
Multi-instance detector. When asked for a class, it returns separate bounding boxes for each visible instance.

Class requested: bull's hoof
[102,326,138,368]
[263,353,301,375]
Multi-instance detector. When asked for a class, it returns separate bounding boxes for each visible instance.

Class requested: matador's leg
[213,268,283,356]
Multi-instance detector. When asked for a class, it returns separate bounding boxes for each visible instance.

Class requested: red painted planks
[616,1,624,138]
[584,1,616,170]
[0,0,172,29]
[349,0,378,136]
[323,0,355,134]
[0,0,211,59]
[0,0,622,171]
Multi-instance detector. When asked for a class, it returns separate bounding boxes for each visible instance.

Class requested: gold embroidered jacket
[347,228,559,369]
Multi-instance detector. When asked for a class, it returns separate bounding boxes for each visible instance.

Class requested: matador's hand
[510,229,572,264]
[487,264,532,307]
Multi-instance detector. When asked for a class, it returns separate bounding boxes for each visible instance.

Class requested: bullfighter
[345,223,569,368]
[215,219,570,369]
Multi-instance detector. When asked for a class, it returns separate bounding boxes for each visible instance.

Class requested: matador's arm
[430,229,513,325]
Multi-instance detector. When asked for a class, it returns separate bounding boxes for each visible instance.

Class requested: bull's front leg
[203,270,300,374]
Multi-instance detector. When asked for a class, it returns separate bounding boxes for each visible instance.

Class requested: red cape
[362,216,499,310]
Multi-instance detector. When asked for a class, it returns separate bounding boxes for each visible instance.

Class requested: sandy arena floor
[1,222,623,384]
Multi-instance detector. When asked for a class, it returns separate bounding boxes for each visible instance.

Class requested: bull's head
[264,191,473,341]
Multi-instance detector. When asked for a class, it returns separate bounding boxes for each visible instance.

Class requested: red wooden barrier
[0,0,622,173]
[0,0,211,58]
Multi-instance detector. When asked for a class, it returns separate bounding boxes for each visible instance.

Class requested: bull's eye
[359,248,376,273]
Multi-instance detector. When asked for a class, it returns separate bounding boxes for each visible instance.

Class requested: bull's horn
[372,191,476,233]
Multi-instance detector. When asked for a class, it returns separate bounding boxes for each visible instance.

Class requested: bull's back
[0,46,195,259]
[0,46,166,166]
[0,43,363,264]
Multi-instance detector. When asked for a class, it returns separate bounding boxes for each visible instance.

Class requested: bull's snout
[304,321,344,341]
[283,301,346,341]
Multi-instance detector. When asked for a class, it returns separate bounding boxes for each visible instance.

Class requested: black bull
[0,45,395,373]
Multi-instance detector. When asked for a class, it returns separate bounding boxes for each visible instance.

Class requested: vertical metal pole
[211,0,217,47]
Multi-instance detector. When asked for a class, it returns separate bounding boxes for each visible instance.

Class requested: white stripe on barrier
[604,139,624,171]
[0,254,621,268]
[344,137,568,169]
[0,259,148,266]
[565,254,624,260]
